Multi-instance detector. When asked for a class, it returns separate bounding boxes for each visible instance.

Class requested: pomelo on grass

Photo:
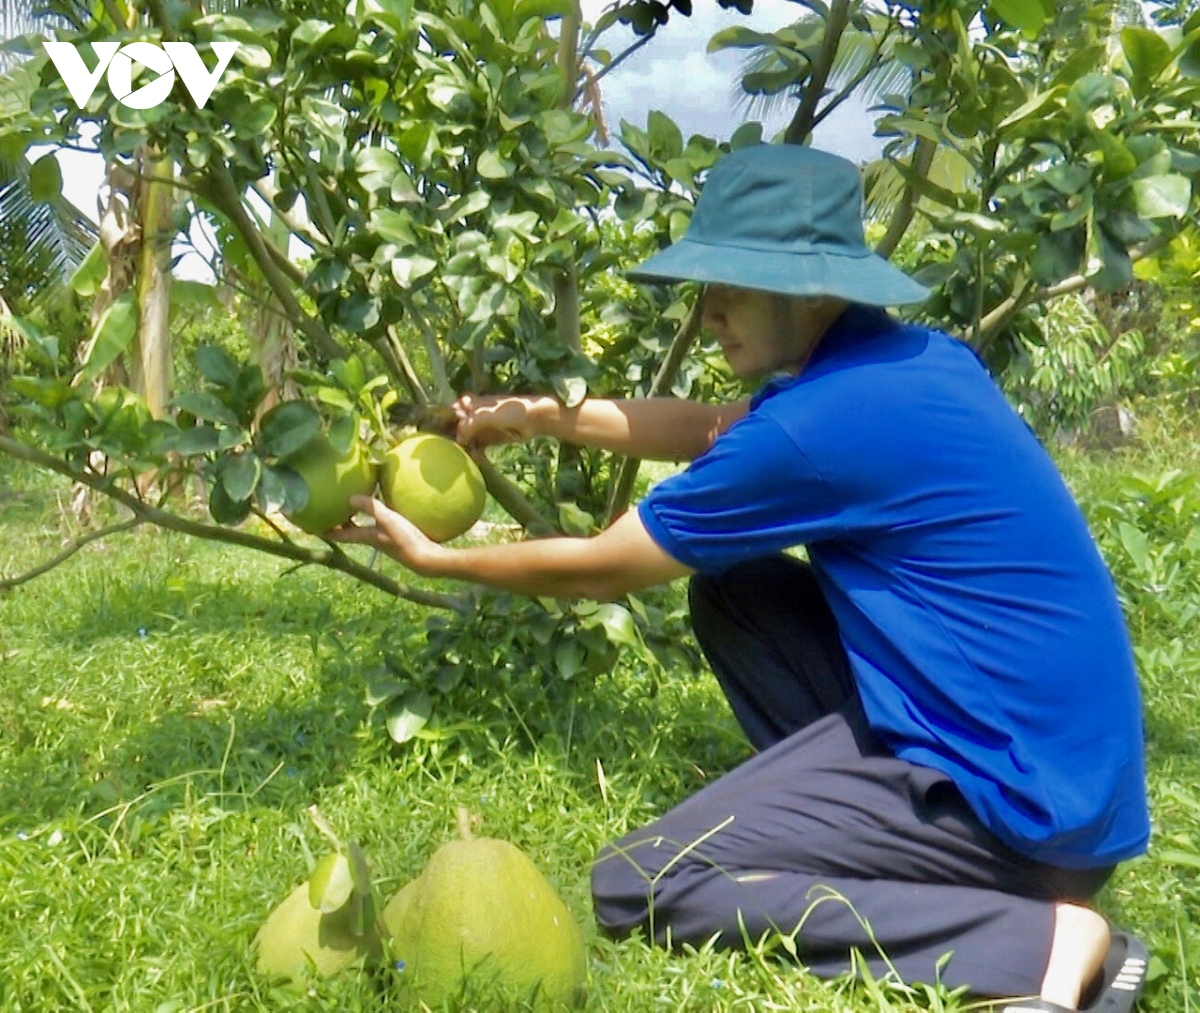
[379,433,486,542]
[282,434,377,534]
[383,810,587,1009]
[254,880,381,986]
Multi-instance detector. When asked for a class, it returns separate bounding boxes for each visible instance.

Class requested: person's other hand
[452,394,550,448]
[327,496,435,572]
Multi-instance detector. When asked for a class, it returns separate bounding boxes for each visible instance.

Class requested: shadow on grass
[1,650,378,834]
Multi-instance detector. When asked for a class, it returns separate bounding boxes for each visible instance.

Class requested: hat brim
[627,239,930,306]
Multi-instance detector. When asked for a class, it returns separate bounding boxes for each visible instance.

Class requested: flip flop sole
[997,931,1149,1013]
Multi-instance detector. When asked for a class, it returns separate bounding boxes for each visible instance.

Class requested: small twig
[606,296,704,524]
[251,178,330,252]
[0,516,145,591]
[407,301,455,404]
[385,325,429,406]
[592,33,654,86]
[470,452,557,538]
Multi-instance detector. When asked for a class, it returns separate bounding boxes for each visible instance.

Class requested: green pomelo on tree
[379,433,487,542]
[283,434,378,534]
[383,810,587,1009]
[254,881,382,986]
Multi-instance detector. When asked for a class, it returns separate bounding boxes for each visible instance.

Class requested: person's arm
[454,394,749,462]
[330,496,693,601]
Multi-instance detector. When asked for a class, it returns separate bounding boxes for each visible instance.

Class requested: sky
[39,0,883,278]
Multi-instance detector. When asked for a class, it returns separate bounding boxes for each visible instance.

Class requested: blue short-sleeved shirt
[639,304,1150,868]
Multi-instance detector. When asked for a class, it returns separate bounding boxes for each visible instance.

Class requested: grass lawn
[2,401,1199,1012]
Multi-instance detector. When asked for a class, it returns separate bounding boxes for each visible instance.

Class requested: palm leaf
[0,152,97,313]
[730,11,911,128]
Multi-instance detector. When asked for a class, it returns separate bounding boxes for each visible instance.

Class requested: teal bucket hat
[627,144,929,306]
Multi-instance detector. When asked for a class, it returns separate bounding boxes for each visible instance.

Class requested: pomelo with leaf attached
[282,433,377,534]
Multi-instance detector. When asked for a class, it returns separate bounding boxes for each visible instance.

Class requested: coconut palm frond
[0,0,81,72]
[0,154,97,313]
[731,11,910,130]
[862,144,978,225]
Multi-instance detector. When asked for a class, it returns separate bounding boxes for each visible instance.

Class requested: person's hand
[452,394,552,448]
[327,495,436,572]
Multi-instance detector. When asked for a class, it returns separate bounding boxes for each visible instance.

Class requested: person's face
[700,285,847,379]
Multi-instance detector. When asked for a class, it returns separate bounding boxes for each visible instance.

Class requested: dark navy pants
[591,556,1112,997]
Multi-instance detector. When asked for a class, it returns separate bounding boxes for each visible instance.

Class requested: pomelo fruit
[379,433,486,542]
[383,812,587,1009]
[254,881,382,986]
[283,434,377,534]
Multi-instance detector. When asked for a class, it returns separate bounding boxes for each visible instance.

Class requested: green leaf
[219,451,261,503]
[391,255,438,289]
[1117,522,1150,570]
[365,676,406,707]
[1050,191,1093,232]
[259,401,322,459]
[514,0,573,20]
[1032,229,1084,286]
[729,122,763,150]
[1119,27,1172,84]
[330,357,366,393]
[28,153,62,203]
[558,501,595,536]
[80,294,137,382]
[1132,175,1191,219]
[442,189,491,225]
[196,345,240,389]
[706,26,785,51]
[174,424,224,457]
[70,243,106,298]
[390,168,420,204]
[477,149,514,180]
[1043,164,1090,195]
[173,392,239,427]
[209,479,251,525]
[552,374,588,408]
[346,842,372,898]
[554,638,584,680]
[308,852,355,913]
[589,603,640,651]
[988,0,1046,33]
[369,208,417,244]
[647,111,683,162]
[356,147,400,192]
[257,464,306,514]
[386,689,432,744]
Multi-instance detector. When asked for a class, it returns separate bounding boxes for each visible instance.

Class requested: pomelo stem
[455,807,474,841]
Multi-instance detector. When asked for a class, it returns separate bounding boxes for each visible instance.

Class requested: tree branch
[0,516,145,592]
[873,138,937,260]
[971,229,1179,354]
[251,178,330,253]
[785,0,851,144]
[207,164,346,362]
[0,435,465,611]
[606,295,704,525]
[470,452,557,538]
